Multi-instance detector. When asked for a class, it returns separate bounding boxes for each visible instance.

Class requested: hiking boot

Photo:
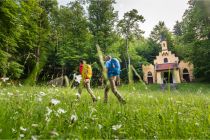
[93,98,97,102]
[120,99,126,105]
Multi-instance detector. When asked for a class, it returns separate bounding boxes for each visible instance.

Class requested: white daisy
[51,99,60,105]
[112,124,122,131]
[20,134,25,138]
[39,91,46,97]
[57,108,66,114]
[20,126,27,132]
[70,114,78,123]
[98,124,103,130]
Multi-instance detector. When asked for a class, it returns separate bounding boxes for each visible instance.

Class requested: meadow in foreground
[0,83,209,139]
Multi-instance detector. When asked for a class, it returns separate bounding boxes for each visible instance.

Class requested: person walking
[104,56,126,104]
[78,59,97,102]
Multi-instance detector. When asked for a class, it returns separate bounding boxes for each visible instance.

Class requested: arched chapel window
[164,58,168,63]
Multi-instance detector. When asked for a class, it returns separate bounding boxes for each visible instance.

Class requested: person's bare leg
[85,80,97,102]
[109,77,126,104]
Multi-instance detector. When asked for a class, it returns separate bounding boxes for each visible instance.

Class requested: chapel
[142,40,194,84]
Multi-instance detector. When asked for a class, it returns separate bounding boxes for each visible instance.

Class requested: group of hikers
[77,55,126,104]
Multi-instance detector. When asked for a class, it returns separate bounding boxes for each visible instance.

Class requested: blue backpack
[109,58,121,76]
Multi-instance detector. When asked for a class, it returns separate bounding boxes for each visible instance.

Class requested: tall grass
[0,83,209,139]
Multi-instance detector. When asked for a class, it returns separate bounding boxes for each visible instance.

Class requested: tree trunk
[126,37,132,84]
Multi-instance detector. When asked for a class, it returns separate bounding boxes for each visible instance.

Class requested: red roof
[155,63,178,71]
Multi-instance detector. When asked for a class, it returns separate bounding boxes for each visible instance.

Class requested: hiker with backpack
[104,55,126,104]
[78,59,97,102]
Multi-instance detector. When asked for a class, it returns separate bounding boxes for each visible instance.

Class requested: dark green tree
[117,9,145,84]
[88,0,117,53]
[180,0,210,81]
[49,1,92,77]
[0,0,23,78]
[22,0,58,85]
[149,21,174,53]
[173,21,182,36]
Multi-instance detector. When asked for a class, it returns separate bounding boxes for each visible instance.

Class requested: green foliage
[175,0,210,81]
[117,9,145,40]
[117,9,145,84]
[0,83,209,138]
[0,0,23,78]
[135,38,160,64]
[173,21,182,36]
[88,0,117,53]
[190,40,210,80]
[149,21,175,53]
[1,0,210,83]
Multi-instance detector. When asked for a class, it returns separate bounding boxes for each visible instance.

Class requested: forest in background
[0,0,209,85]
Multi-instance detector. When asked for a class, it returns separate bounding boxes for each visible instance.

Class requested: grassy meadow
[0,83,209,139]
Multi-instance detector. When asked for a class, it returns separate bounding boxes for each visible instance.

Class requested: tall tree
[180,0,210,81]
[173,21,182,36]
[48,1,92,77]
[0,0,23,78]
[88,0,117,53]
[149,21,174,52]
[22,0,58,85]
[117,9,145,84]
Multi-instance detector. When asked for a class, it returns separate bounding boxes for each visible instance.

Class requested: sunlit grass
[0,83,209,139]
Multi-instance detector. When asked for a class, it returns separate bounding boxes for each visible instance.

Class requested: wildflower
[50,129,59,136]
[45,116,51,123]
[20,126,27,132]
[46,107,52,116]
[31,135,37,140]
[57,108,66,114]
[154,135,158,139]
[7,92,14,96]
[98,124,103,130]
[32,124,39,127]
[70,113,78,123]
[39,91,46,97]
[1,77,9,82]
[51,99,60,105]
[20,134,25,138]
[112,124,122,131]
[76,93,81,98]
[12,128,16,133]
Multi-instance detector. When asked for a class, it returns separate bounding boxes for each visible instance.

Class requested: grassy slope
[0,83,209,139]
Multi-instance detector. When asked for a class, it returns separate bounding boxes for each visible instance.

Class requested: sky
[58,0,189,37]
